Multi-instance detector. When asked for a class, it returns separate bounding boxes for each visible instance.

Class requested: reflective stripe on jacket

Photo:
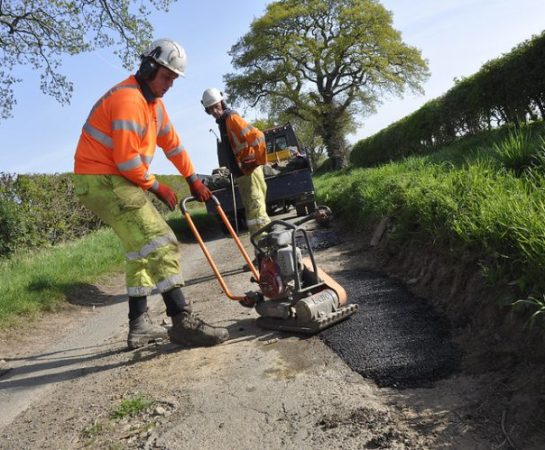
[224,112,266,174]
[74,75,196,191]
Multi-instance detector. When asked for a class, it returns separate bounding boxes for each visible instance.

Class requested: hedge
[351,30,545,167]
[0,173,192,258]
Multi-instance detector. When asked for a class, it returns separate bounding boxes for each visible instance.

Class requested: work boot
[168,311,229,347]
[127,312,168,350]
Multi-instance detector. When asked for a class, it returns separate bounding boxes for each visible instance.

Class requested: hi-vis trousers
[74,174,183,297]
[237,165,271,235]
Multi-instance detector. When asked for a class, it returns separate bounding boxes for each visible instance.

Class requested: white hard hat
[201,88,224,108]
[144,38,187,76]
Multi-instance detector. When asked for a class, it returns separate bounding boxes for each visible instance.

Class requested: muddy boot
[127,312,168,350]
[168,312,229,347]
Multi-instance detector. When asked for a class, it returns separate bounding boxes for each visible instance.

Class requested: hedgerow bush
[316,124,545,296]
[0,172,192,258]
[351,31,545,167]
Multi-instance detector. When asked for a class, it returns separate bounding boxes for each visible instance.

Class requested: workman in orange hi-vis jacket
[201,88,271,261]
[74,38,228,350]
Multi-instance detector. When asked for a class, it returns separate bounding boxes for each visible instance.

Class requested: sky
[2,0,545,176]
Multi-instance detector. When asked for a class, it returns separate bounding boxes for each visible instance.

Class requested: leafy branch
[0,0,176,120]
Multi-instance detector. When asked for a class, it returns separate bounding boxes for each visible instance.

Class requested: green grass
[513,295,545,329]
[0,206,219,328]
[110,394,155,420]
[81,420,108,440]
[0,228,124,328]
[167,205,221,241]
[315,121,545,325]
[80,394,156,446]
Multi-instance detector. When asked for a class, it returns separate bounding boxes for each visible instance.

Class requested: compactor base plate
[256,304,358,334]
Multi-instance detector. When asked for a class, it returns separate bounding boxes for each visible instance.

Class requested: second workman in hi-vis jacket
[74,38,229,350]
[201,88,271,241]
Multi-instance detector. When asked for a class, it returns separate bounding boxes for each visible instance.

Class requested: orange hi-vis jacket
[74,75,197,190]
[224,112,266,175]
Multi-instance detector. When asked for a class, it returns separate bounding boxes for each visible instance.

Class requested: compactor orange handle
[180,196,259,301]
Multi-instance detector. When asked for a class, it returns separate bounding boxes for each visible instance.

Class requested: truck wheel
[295,204,307,216]
[295,201,316,217]
[282,201,290,213]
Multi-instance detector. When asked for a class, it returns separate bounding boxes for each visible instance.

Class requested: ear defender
[138,46,162,80]
[139,56,159,80]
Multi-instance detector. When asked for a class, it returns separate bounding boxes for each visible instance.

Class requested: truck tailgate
[206,168,314,215]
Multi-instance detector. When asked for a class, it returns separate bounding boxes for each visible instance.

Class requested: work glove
[189,178,212,202]
[152,183,178,211]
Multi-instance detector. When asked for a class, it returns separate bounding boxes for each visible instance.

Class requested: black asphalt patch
[295,229,343,251]
[319,269,461,389]
[290,221,461,388]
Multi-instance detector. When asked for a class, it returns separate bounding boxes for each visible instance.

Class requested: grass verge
[0,206,218,329]
[315,122,545,328]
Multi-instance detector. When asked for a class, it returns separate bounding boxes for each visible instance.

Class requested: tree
[225,0,430,170]
[0,0,176,120]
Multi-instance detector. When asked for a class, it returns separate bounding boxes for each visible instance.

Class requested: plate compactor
[181,196,357,334]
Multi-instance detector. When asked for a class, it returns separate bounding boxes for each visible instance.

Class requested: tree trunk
[318,113,347,171]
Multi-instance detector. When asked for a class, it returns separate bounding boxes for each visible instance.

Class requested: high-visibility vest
[74,75,197,191]
[223,112,266,175]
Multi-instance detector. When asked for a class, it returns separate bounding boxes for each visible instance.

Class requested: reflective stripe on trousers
[73,174,183,296]
[237,165,271,235]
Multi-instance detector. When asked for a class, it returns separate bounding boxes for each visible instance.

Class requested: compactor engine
[249,220,357,333]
